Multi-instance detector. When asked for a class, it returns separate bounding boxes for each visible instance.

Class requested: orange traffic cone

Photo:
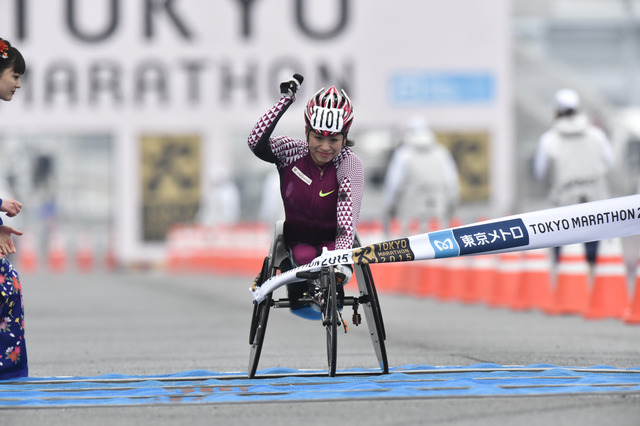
[17,231,39,274]
[369,263,402,294]
[584,239,629,320]
[512,248,553,311]
[547,244,590,315]
[47,228,67,274]
[488,252,522,308]
[460,253,496,304]
[625,259,640,325]
[460,216,496,304]
[428,217,442,233]
[415,259,443,298]
[438,255,468,302]
[436,217,467,301]
[396,217,422,296]
[104,231,118,272]
[388,217,402,239]
[416,218,444,298]
[105,246,117,272]
[358,220,386,250]
[165,225,184,272]
[397,261,422,296]
[75,228,94,273]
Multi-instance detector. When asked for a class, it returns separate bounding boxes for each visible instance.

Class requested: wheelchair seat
[268,220,345,320]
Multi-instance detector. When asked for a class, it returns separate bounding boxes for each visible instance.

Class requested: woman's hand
[280,74,304,98]
[0,225,23,255]
[1,198,22,217]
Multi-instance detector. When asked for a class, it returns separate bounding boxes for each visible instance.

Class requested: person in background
[196,169,240,227]
[621,177,640,285]
[381,116,460,236]
[0,37,28,380]
[247,75,364,319]
[258,169,285,226]
[534,88,614,268]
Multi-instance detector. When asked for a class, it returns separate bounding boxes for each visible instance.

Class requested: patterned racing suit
[248,94,364,317]
[248,94,364,262]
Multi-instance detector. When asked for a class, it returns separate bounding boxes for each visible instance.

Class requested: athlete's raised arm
[248,75,303,163]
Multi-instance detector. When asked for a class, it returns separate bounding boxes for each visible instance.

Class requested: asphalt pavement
[2,269,639,425]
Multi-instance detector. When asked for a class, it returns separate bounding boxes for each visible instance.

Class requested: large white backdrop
[0,0,510,263]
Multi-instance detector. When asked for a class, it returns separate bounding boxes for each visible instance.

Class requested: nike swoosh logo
[319,190,336,197]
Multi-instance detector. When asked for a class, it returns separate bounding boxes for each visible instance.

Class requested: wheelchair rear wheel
[354,262,389,374]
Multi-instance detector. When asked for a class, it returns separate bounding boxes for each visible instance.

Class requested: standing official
[534,88,614,267]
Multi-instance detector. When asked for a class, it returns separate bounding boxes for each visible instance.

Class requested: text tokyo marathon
[9,0,351,43]
[527,208,638,235]
[13,60,354,109]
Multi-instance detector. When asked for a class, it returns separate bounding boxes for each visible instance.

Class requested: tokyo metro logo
[433,239,454,251]
[428,230,459,258]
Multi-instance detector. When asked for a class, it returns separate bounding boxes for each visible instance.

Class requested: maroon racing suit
[248,95,365,266]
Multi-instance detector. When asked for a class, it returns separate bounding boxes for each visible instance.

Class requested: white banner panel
[0,0,510,262]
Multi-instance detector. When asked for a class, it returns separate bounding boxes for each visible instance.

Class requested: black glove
[280,74,304,98]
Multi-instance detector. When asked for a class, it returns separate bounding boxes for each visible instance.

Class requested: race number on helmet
[304,86,354,137]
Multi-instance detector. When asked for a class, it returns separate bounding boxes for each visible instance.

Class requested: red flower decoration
[12,277,21,291]
[0,39,8,59]
[8,346,20,362]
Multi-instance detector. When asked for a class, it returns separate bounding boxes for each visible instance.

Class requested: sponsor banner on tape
[425,230,459,258]
[395,196,638,262]
[520,199,638,248]
[351,238,414,264]
[251,195,640,303]
[454,218,529,256]
[361,219,530,262]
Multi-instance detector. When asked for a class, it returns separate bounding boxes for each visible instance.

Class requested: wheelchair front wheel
[321,266,338,377]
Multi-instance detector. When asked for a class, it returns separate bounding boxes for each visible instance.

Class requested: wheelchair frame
[248,221,388,378]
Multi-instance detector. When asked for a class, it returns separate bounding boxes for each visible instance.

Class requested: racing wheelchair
[248,221,388,378]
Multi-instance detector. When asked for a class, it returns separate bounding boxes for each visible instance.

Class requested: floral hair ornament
[0,39,8,59]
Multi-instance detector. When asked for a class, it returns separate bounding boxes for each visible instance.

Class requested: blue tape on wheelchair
[1,364,639,407]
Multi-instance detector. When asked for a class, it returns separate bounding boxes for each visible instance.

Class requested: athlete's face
[0,67,21,102]
[308,131,345,167]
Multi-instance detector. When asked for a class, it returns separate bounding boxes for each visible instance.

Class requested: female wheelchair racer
[247,74,364,319]
[246,75,387,377]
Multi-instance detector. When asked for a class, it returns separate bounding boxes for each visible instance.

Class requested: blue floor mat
[1,364,639,407]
